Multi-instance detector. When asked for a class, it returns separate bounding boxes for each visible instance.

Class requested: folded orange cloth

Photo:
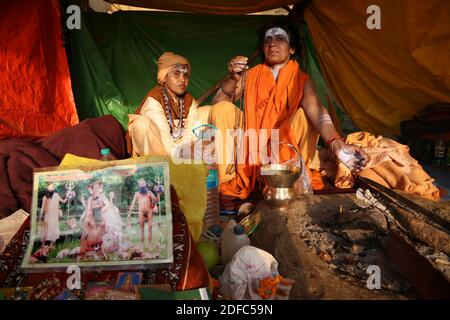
[335,132,440,201]
[311,169,325,190]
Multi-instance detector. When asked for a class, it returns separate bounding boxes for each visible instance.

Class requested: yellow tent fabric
[305,0,450,135]
[108,0,297,15]
[59,154,207,241]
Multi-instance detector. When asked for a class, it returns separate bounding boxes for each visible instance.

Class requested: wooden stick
[391,204,450,256]
[197,49,259,105]
[387,230,450,299]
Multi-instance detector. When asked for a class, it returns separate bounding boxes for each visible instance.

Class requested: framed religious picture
[21,158,173,271]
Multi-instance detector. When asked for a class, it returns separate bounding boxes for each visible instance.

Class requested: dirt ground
[250,194,427,300]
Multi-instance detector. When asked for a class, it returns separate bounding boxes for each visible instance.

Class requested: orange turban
[157,52,190,85]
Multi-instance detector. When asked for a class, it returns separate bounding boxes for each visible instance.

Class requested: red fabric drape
[0,0,78,139]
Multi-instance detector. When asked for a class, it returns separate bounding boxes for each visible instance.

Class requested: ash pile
[295,187,450,295]
[295,189,414,293]
[415,245,450,281]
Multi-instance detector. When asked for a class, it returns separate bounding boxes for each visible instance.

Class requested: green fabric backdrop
[67,11,354,132]
[68,11,273,128]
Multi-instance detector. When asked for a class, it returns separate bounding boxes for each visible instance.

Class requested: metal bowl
[260,163,300,188]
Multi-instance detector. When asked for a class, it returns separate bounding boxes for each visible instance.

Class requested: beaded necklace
[162,86,185,141]
[225,71,247,175]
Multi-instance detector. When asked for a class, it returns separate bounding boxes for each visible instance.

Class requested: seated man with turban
[210,21,368,199]
[128,52,210,158]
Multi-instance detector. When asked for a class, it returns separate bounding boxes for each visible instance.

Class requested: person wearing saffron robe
[40,184,67,247]
[128,52,210,158]
[210,21,368,199]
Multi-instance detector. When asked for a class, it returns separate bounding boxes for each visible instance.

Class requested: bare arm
[301,79,368,173]
[301,79,339,144]
[58,193,68,204]
[212,77,243,104]
[212,56,248,104]
[149,191,158,203]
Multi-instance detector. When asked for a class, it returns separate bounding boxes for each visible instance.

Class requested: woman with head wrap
[128,52,210,159]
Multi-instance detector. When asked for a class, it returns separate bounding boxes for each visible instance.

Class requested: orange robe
[217,60,318,199]
[335,132,440,201]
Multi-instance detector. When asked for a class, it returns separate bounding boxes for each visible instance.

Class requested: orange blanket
[335,132,440,201]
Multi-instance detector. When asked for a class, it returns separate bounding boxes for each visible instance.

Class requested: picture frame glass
[22,159,173,270]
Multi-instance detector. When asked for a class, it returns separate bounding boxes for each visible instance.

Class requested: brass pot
[261,163,301,208]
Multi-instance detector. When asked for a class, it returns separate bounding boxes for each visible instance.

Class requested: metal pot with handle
[260,142,309,208]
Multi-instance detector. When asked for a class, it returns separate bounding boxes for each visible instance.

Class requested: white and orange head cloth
[157,52,191,85]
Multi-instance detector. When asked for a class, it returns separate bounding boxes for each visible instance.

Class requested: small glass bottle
[193,124,220,231]
[204,162,220,230]
[424,141,433,164]
[445,140,450,170]
[433,136,445,168]
[100,148,113,161]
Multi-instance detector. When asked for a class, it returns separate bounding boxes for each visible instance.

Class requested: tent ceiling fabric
[305,0,450,135]
[106,0,299,14]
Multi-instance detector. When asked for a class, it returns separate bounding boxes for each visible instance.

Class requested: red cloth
[0,0,78,139]
[0,116,127,218]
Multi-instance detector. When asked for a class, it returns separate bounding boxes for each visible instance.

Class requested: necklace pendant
[171,128,183,140]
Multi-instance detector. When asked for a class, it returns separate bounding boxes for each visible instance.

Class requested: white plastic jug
[221,221,250,266]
